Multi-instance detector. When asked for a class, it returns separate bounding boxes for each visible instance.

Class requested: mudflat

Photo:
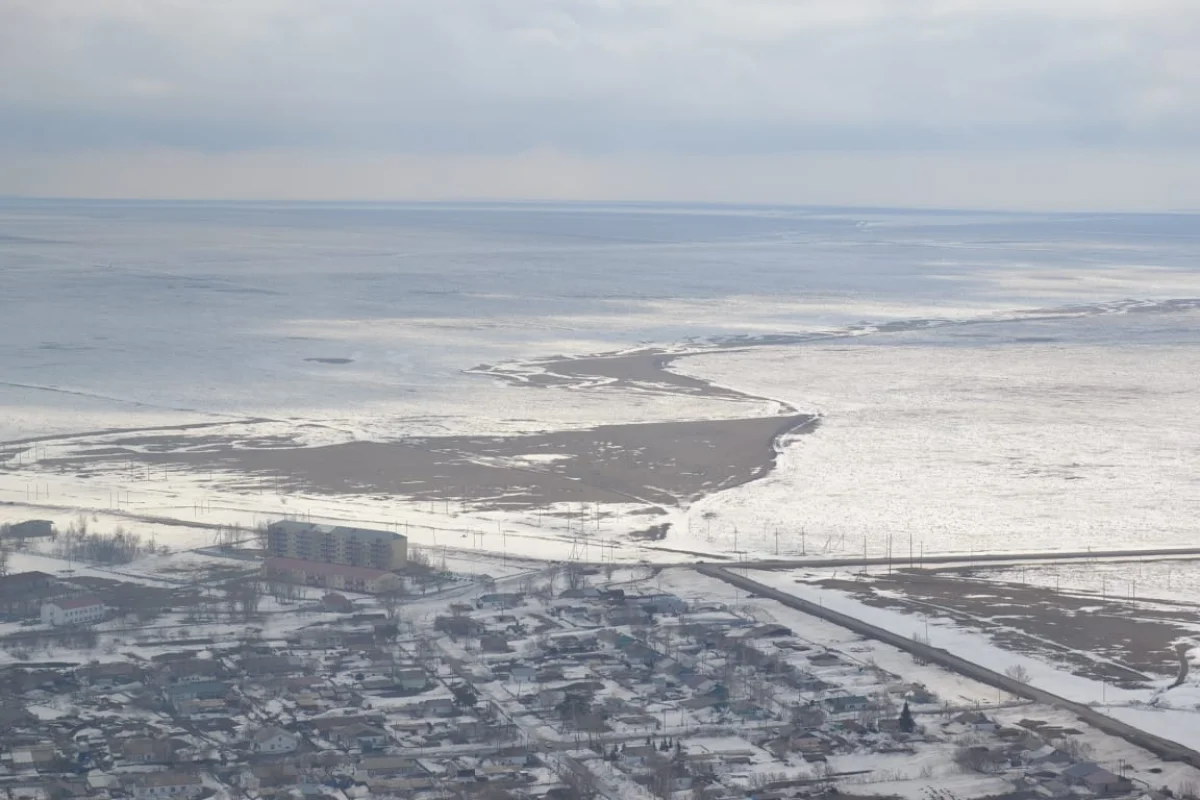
[66,413,815,513]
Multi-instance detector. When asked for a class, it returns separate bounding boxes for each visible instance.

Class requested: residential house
[952,711,998,733]
[0,572,55,619]
[487,747,538,768]
[329,722,388,750]
[620,745,660,769]
[9,743,57,771]
[728,623,793,641]
[394,668,428,692]
[434,616,483,638]
[1023,745,1073,767]
[41,596,106,626]
[174,698,229,718]
[43,778,91,799]
[241,655,301,678]
[240,763,300,793]
[359,755,428,779]
[309,714,385,736]
[81,661,145,689]
[606,606,651,626]
[263,675,326,698]
[628,593,688,615]
[419,697,456,717]
[164,680,229,703]
[3,520,54,540]
[164,659,225,684]
[0,703,36,732]
[558,587,601,600]
[250,727,299,754]
[119,737,175,765]
[1063,763,1129,795]
[480,635,511,653]
[129,772,203,800]
[503,664,537,682]
[322,592,355,613]
[824,695,871,714]
[808,652,843,667]
[680,674,717,695]
[477,593,525,609]
[791,704,828,728]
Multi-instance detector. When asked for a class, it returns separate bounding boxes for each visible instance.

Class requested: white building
[41,595,106,626]
[250,727,299,754]
[130,772,203,799]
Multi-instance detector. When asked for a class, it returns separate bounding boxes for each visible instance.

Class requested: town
[0,518,1195,800]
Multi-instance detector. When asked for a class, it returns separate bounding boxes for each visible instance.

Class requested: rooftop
[269,520,406,545]
[252,726,295,743]
[138,772,203,788]
[53,595,105,610]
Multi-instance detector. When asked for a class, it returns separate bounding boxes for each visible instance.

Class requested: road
[731,545,1200,571]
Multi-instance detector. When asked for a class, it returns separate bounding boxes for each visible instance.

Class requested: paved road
[697,564,1200,770]
[730,545,1200,571]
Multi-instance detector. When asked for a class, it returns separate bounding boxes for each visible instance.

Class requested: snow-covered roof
[50,595,104,610]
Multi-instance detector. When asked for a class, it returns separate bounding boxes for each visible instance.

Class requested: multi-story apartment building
[263,557,402,594]
[266,521,407,571]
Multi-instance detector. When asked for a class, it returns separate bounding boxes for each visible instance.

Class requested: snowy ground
[671,310,1200,559]
[981,559,1200,606]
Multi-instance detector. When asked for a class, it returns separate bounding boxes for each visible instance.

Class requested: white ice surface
[672,316,1200,558]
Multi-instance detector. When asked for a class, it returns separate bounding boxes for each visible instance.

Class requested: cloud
[1,1,1199,206]
[3,0,1199,155]
[5,147,1200,212]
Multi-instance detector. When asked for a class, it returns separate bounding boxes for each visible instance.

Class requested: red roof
[265,556,393,582]
[56,595,104,610]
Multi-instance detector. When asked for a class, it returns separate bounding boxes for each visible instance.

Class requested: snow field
[672,330,1200,559]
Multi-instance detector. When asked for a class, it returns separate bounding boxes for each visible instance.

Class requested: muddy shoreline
[47,413,818,513]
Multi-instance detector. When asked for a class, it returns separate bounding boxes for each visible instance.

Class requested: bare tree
[565,564,589,591]
[1004,664,1031,683]
[253,521,269,550]
[911,631,930,665]
[650,756,678,800]
[1056,737,1094,761]
[954,744,1003,774]
[224,579,261,622]
[557,757,600,800]
[379,583,408,618]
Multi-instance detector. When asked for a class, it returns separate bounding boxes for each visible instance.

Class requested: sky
[2,0,1199,210]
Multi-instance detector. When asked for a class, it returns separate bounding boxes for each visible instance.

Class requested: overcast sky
[2,0,1198,209]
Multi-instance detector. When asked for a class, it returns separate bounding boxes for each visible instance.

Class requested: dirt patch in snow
[806,569,1198,688]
